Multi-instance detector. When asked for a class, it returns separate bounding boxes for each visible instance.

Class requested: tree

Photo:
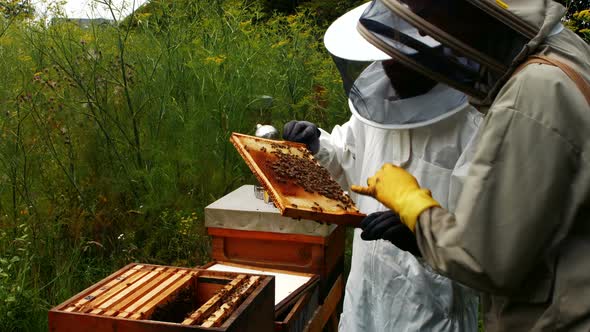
[0,0,34,20]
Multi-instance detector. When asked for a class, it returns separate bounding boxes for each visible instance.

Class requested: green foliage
[565,9,590,43]
[255,0,365,27]
[558,0,589,17]
[0,0,34,20]
[0,0,350,330]
[557,0,590,43]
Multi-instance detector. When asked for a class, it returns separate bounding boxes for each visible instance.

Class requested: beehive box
[230,133,365,226]
[205,185,345,302]
[49,263,275,332]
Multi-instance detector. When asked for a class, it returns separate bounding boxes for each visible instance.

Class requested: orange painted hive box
[49,263,275,332]
[230,133,365,227]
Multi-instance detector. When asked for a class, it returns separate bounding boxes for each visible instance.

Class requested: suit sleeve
[314,118,357,189]
[415,67,580,294]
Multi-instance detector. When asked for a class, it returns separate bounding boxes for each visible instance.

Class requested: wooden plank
[229,133,290,214]
[195,280,226,306]
[201,276,261,328]
[203,260,319,318]
[55,264,142,312]
[207,261,316,278]
[128,271,197,320]
[220,274,275,332]
[102,267,169,316]
[64,265,144,312]
[283,291,311,324]
[304,275,343,332]
[117,269,189,319]
[207,227,327,245]
[90,267,165,315]
[181,274,248,326]
[79,267,155,313]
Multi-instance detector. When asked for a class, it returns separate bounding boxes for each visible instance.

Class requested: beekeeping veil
[324,1,469,129]
[356,0,566,105]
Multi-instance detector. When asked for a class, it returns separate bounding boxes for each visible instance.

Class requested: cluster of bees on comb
[266,143,356,211]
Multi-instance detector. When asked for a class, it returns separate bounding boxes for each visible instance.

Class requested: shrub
[558,0,590,43]
[0,1,351,329]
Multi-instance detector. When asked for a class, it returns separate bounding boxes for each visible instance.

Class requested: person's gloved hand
[283,120,321,154]
[360,211,421,257]
[351,163,440,232]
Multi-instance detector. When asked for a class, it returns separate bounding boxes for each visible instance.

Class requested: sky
[31,0,149,21]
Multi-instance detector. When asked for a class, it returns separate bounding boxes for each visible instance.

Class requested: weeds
[0,0,349,330]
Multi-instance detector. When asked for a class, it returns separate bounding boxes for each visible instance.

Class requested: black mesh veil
[358,0,531,102]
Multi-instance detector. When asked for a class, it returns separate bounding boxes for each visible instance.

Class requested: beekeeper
[350,0,590,330]
[283,2,480,330]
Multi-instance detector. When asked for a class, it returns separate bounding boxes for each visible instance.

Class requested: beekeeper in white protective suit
[283,2,480,331]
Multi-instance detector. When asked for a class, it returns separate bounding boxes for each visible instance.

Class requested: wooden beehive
[205,185,345,302]
[49,263,275,332]
[230,133,365,227]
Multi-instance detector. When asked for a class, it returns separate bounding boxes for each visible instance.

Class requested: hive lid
[230,133,365,227]
[205,185,336,237]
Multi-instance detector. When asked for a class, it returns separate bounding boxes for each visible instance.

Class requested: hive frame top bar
[230,132,365,227]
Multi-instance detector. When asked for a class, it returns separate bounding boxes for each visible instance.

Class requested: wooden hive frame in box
[49,263,275,332]
[200,261,320,317]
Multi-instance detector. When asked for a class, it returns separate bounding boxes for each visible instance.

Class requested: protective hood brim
[324,2,391,62]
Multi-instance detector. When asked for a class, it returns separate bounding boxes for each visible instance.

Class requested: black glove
[283,120,321,154]
[360,210,421,257]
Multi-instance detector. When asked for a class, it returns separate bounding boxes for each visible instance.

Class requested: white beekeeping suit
[316,2,481,331]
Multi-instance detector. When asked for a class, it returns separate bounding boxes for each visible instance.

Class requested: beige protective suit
[414,1,590,331]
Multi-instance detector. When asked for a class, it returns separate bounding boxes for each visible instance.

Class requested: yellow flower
[271,40,289,49]
[137,13,151,20]
[574,9,590,20]
[239,21,253,33]
[205,55,226,65]
[0,37,13,46]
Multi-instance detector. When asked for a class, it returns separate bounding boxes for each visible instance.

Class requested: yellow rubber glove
[351,163,440,232]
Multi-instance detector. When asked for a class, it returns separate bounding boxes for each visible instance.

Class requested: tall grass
[0,0,350,330]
